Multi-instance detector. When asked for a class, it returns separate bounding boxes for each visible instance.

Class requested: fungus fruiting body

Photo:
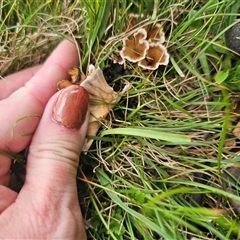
[120,28,149,63]
[117,14,169,70]
[57,79,74,90]
[138,42,169,70]
[146,23,165,43]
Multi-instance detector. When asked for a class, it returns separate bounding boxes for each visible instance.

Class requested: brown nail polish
[53,85,89,129]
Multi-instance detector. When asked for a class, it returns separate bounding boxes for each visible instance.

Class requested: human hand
[0,40,88,239]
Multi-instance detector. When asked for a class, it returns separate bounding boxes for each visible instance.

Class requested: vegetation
[1,0,240,239]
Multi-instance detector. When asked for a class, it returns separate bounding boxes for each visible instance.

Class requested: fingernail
[53,85,89,129]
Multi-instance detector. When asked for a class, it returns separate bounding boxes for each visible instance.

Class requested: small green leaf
[214,70,229,84]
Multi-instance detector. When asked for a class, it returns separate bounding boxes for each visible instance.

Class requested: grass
[2,0,240,239]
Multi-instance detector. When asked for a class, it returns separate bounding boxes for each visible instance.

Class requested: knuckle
[29,139,80,168]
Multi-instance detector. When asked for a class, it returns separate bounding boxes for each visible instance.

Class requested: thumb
[20,85,89,198]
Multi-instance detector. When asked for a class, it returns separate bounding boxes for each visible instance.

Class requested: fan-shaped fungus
[138,42,169,70]
[120,28,149,63]
[147,23,165,43]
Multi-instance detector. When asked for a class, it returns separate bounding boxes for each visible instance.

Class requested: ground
[1,1,240,239]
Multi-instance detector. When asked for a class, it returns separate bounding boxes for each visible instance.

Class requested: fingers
[20,85,89,200]
[0,65,42,100]
[0,41,87,239]
[0,40,79,186]
[0,40,79,153]
[0,186,18,213]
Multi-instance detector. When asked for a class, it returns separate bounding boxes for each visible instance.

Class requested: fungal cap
[120,28,149,63]
[138,42,169,70]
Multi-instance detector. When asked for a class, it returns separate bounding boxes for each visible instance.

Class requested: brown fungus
[57,80,74,90]
[120,28,149,63]
[147,23,165,43]
[138,42,169,70]
[112,50,124,65]
[114,13,169,70]
[124,13,144,31]
[57,66,86,90]
[68,66,86,84]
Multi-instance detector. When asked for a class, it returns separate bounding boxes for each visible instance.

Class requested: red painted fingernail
[53,85,89,129]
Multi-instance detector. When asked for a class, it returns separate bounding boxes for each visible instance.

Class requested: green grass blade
[101,127,191,143]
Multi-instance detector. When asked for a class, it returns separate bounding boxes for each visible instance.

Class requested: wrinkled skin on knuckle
[26,139,81,192]
[29,139,80,168]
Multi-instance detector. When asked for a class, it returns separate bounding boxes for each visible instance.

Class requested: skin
[0,40,88,239]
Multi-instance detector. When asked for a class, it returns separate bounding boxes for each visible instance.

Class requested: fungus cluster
[116,14,169,70]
